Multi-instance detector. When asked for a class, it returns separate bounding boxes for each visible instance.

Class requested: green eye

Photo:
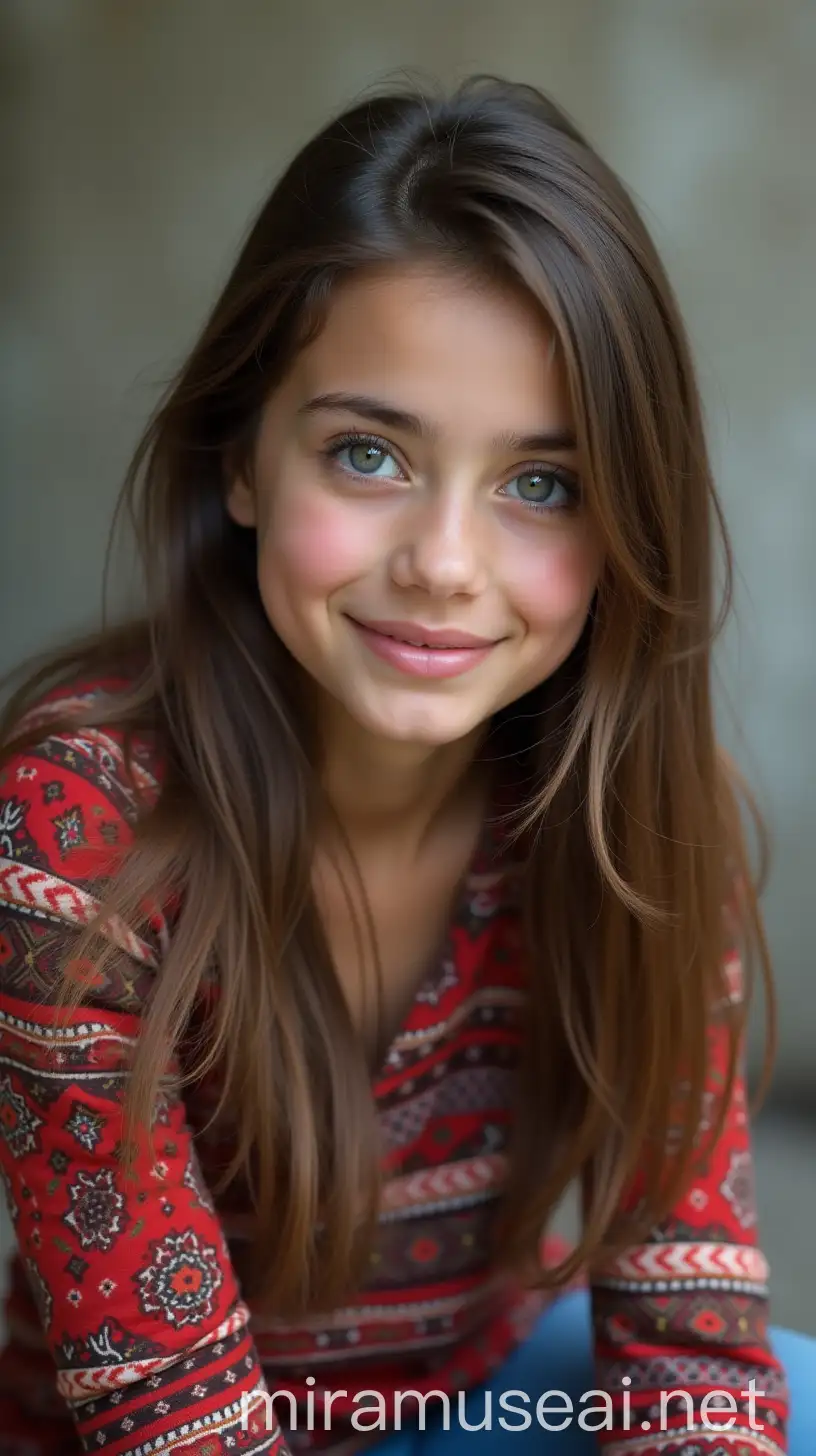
[518,471,555,502]
[331,437,402,478]
[503,469,575,512]
[349,443,388,473]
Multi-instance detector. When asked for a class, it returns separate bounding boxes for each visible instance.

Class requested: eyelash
[321,431,579,514]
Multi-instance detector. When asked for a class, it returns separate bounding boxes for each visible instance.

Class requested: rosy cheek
[509,535,599,627]
[264,493,374,594]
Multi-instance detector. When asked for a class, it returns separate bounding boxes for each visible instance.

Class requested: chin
[351,695,483,748]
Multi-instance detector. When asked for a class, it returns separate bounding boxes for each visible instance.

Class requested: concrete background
[1,0,814,1330]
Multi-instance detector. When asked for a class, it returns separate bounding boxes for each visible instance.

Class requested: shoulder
[1,671,163,865]
[0,672,166,1001]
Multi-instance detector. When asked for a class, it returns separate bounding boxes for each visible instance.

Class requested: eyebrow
[298,392,578,455]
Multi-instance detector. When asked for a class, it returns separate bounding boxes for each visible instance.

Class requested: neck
[316,703,489,854]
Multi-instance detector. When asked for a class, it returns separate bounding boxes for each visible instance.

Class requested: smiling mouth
[348,617,500,649]
[345,616,503,681]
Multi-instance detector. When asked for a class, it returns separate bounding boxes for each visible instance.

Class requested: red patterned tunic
[0,679,789,1454]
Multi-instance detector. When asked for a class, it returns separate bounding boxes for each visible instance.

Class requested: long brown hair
[1,76,774,1314]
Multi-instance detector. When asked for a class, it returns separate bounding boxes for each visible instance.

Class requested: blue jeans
[371,1290,815,1452]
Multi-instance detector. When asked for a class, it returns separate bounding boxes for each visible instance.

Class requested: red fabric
[0,679,788,1453]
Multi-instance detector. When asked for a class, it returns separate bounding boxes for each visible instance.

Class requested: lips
[345,616,501,680]
[349,618,498,649]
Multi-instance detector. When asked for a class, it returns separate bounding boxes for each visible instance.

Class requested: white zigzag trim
[595,1241,769,1284]
[0,856,156,966]
[380,1153,507,1217]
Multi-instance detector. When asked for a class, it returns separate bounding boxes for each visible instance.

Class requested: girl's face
[228,264,603,748]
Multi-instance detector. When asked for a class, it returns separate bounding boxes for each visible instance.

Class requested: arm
[589,942,789,1454]
[0,726,287,1454]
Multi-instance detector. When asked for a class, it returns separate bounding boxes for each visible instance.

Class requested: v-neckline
[369,747,522,1092]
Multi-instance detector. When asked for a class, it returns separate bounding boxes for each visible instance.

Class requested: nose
[388,489,489,598]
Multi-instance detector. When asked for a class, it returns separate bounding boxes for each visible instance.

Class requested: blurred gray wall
[2,0,815,1095]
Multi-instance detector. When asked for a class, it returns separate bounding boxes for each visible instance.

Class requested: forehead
[284,263,574,439]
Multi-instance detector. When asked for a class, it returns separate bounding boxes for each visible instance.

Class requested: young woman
[0,76,812,1456]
